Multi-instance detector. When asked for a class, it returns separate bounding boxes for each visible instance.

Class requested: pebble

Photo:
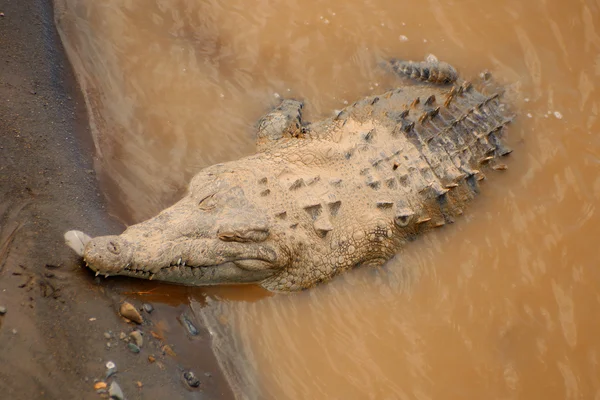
[142,303,154,313]
[105,361,117,378]
[129,331,143,347]
[183,371,201,388]
[94,381,107,392]
[119,332,127,340]
[108,381,125,400]
[103,332,112,339]
[0,306,6,315]
[128,343,141,354]
[119,302,143,324]
[179,314,199,336]
[162,344,176,357]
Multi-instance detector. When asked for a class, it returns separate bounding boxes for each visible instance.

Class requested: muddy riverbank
[0,1,232,398]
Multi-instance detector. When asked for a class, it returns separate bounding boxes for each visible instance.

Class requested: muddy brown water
[54,0,600,398]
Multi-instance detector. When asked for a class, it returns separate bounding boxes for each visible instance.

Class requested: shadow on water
[54,0,600,398]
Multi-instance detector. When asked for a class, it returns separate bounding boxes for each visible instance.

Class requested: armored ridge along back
[65,55,514,292]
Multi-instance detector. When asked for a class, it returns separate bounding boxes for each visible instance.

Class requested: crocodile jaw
[82,233,281,285]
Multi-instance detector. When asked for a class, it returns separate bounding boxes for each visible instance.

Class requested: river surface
[54,0,600,398]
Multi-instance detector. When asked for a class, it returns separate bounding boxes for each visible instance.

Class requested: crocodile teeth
[177,258,182,265]
[104,274,110,278]
[95,271,100,277]
[149,273,154,280]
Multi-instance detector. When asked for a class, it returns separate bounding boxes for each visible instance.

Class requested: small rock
[128,343,140,354]
[105,361,117,378]
[0,13,4,17]
[119,332,127,340]
[204,372,212,378]
[183,371,200,388]
[103,332,112,339]
[94,381,107,391]
[108,381,124,400]
[119,302,143,324]
[142,303,154,313]
[162,344,176,357]
[11,329,17,335]
[0,306,7,315]
[135,381,143,389]
[129,331,143,347]
[148,355,156,363]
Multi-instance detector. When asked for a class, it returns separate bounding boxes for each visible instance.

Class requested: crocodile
[65,56,514,292]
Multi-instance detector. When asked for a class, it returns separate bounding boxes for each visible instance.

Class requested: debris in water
[0,306,6,315]
[399,35,408,42]
[119,301,143,324]
[553,111,563,119]
[179,313,199,336]
[63,230,91,257]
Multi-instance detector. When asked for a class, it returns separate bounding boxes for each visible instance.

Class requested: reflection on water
[54,0,600,398]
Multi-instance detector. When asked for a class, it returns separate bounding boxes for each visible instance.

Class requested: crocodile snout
[84,235,133,274]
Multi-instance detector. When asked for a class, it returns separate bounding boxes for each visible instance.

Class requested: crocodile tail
[389,58,458,85]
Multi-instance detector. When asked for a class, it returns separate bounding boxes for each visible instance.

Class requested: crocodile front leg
[256,99,305,151]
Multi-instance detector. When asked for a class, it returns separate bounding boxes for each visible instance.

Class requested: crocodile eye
[198,193,217,211]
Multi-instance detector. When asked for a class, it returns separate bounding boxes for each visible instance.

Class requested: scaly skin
[68,56,514,292]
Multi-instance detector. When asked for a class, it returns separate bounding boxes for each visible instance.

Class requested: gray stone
[183,370,200,388]
[142,303,154,313]
[108,381,124,400]
[127,343,140,354]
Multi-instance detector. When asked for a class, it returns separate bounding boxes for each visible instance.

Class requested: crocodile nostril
[107,240,121,255]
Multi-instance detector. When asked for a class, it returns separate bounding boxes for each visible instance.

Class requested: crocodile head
[82,163,291,287]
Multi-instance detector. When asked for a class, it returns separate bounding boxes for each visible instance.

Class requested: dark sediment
[0,1,232,398]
